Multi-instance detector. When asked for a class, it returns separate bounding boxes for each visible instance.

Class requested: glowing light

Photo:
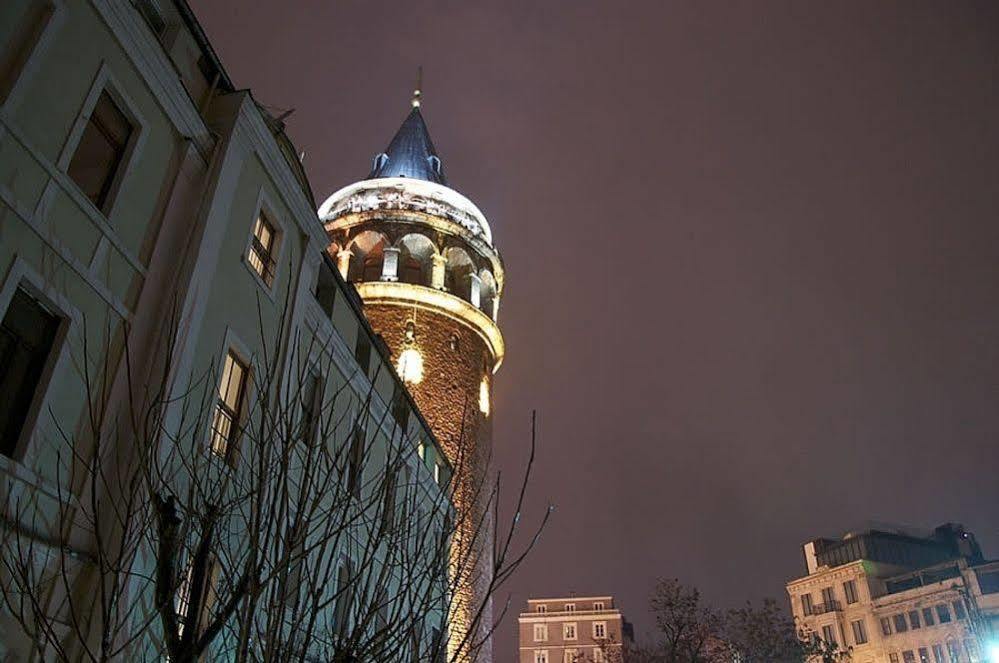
[986,640,999,663]
[396,347,424,384]
[479,377,490,416]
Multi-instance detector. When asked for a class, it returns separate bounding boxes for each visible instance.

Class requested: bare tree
[1,277,549,662]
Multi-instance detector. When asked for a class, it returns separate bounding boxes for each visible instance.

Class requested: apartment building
[519,595,633,663]
[787,524,999,663]
[0,1,452,659]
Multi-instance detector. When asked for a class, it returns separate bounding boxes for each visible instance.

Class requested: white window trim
[0,256,78,465]
[533,623,548,642]
[241,186,287,300]
[56,61,148,220]
[1,0,66,113]
[563,622,577,640]
[593,621,607,639]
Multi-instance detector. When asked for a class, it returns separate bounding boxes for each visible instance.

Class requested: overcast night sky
[191,1,999,658]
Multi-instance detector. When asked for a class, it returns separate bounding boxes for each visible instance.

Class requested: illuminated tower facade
[319,87,504,660]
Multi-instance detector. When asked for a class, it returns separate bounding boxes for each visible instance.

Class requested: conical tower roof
[367,107,448,185]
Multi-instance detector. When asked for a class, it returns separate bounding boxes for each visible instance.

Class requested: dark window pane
[0,289,60,457]
[67,91,132,209]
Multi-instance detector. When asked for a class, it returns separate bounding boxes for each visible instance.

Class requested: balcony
[809,600,842,615]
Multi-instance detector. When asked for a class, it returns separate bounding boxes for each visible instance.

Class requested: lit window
[67,90,133,211]
[176,555,218,637]
[533,624,547,642]
[247,213,278,286]
[918,647,930,663]
[397,347,423,384]
[563,622,577,640]
[433,461,441,485]
[417,440,425,461]
[593,621,607,639]
[211,351,249,459]
[479,376,490,415]
[0,288,61,458]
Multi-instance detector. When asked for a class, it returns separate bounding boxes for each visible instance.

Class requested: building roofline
[527,596,614,603]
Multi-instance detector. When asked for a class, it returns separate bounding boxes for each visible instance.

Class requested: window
[593,649,605,663]
[347,424,364,499]
[534,651,548,663]
[822,625,837,645]
[593,601,605,611]
[902,652,916,663]
[536,605,547,613]
[433,461,441,485]
[247,213,278,286]
[951,600,966,620]
[918,648,930,663]
[67,90,133,210]
[354,332,371,375]
[889,654,899,663]
[0,288,61,458]
[946,642,961,662]
[563,649,577,663]
[333,560,353,636]
[283,516,305,608]
[893,613,909,633]
[821,586,835,606]
[922,607,935,626]
[176,554,218,638]
[417,440,425,461]
[593,621,607,639]
[851,619,868,645]
[533,624,548,642]
[909,610,921,629]
[936,604,952,624]
[299,371,323,443]
[880,616,892,636]
[0,2,56,104]
[565,603,576,613]
[211,351,249,459]
[931,644,944,663]
[843,580,858,604]
[563,623,577,640]
[801,593,814,616]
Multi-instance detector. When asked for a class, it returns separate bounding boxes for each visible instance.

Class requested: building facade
[320,88,505,660]
[787,524,999,663]
[1,1,452,660]
[518,596,632,663]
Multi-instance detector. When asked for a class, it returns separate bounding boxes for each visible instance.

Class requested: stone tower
[319,88,503,661]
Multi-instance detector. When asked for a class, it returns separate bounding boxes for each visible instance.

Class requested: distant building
[786,523,999,663]
[518,595,633,663]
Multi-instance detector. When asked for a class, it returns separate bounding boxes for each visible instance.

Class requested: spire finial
[411,66,422,108]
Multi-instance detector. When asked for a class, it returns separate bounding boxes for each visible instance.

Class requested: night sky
[191,1,999,658]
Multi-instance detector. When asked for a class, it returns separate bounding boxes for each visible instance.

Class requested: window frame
[851,618,868,645]
[57,63,146,219]
[208,332,254,464]
[0,258,74,463]
[242,188,286,296]
[1,0,65,110]
[843,579,858,604]
[533,623,548,642]
[593,621,607,639]
[563,622,577,640]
